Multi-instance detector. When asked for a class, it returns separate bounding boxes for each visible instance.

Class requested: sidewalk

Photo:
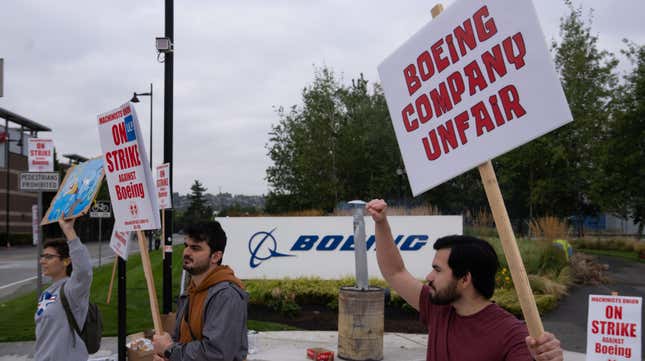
[0,331,586,361]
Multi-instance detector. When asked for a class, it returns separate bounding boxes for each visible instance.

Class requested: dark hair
[433,235,499,299]
[43,239,72,276]
[185,221,227,265]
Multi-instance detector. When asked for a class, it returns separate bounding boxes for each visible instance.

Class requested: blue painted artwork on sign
[41,157,105,225]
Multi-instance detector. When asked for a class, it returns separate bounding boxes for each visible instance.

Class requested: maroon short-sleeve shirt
[419,284,532,361]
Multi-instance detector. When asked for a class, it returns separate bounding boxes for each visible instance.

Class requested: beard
[183,256,210,275]
[428,279,460,305]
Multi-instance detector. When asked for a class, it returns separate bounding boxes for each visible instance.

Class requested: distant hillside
[172,192,265,212]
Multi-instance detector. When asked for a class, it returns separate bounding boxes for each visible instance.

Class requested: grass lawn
[579,248,645,263]
[0,245,295,342]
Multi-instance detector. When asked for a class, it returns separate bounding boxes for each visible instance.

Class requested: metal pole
[36,192,43,294]
[117,257,126,361]
[4,118,9,247]
[149,83,154,252]
[98,218,102,267]
[349,200,368,290]
[162,0,175,314]
[150,83,153,171]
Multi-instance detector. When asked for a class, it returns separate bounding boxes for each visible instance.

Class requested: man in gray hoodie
[153,221,248,361]
[34,218,92,361]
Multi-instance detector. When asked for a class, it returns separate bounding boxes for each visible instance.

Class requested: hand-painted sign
[97,102,160,231]
[378,0,572,196]
[41,157,104,224]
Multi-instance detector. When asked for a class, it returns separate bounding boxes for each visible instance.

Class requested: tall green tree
[596,43,645,237]
[495,2,618,233]
[550,3,618,224]
[184,180,213,223]
[265,67,406,212]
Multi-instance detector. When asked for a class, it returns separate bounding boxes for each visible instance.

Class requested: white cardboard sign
[216,216,462,279]
[97,102,160,231]
[28,138,54,172]
[156,163,172,209]
[109,228,130,260]
[378,0,572,196]
[586,295,642,361]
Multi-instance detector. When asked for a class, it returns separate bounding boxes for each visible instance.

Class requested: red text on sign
[105,145,142,173]
[403,5,498,96]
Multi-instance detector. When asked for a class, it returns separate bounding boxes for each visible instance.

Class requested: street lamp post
[131,84,154,251]
[396,167,406,206]
[130,83,153,170]
[3,122,23,248]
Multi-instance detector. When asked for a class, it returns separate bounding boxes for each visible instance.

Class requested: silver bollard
[348,200,368,290]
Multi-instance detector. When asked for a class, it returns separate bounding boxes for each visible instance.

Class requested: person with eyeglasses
[35,218,92,361]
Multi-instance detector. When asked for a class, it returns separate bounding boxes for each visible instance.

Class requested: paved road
[0,234,184,301]
[542,254,645,355]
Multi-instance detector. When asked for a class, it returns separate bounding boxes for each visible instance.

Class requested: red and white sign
[378,0,572,196]
[156,163,172,209]
[97,102,160,231]
[28,138,54,172]
[109,228,130,260]
[586,295,642,361]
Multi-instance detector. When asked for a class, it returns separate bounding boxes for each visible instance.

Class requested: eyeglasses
[39,253,62,260]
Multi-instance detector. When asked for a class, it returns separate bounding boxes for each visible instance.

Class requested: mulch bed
[249,304,426,333]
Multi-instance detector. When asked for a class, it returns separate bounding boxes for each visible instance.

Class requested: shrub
[528,275,567,298]
[539,244,569,275]
[529,216,568,241]
[495,267,513,289]
[571,238,641,252]
[493,288,559,316]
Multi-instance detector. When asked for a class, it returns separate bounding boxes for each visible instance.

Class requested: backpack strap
[60,282,83,342]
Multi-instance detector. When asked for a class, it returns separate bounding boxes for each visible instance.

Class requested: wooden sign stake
[106,257,118,304]
[478,161,544,337]
[137,230,163,334]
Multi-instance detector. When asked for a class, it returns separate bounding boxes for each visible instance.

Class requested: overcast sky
[1,0,643,196]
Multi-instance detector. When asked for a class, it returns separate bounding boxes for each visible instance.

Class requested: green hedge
[246,275,566,318]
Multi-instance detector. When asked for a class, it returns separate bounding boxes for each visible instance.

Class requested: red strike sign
[98,103,160,232]
[587,295,642,361]
[378,0,572,196]
[28,138,54,172]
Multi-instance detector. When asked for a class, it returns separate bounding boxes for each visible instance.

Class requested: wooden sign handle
[106,257,118,304]
[478,161,544,337]
[137,230,163,334]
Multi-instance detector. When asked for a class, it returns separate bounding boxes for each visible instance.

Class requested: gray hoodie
[34,238,92,361]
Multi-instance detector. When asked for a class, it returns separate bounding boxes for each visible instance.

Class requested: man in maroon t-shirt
[366,199,564,361]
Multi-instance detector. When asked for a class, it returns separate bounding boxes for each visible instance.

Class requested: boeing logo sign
[220,216,462,279]
[248,230,430,268]
[248,228,294,268]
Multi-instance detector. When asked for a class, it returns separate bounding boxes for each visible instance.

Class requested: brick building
[0,107,51,244]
